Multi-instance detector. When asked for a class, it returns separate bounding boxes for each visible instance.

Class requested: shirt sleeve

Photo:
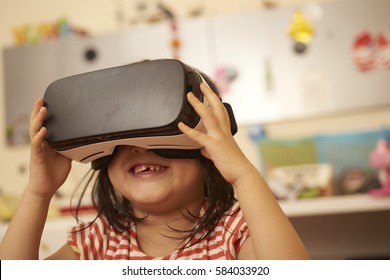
[224,202,251,258]
[233,206,251,255]
[67,216,108,260]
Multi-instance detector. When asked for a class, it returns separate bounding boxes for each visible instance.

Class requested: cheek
[172,160,204,190]
[107,146,132,186]
[107,158,123,189]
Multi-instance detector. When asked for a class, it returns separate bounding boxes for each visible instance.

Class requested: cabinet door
[212,10,285,124]
[212,0,390,125]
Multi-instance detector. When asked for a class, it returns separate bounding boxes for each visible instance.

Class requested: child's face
[108,146,204,215]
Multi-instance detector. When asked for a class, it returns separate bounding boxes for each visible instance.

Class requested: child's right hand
[27,98,72,199]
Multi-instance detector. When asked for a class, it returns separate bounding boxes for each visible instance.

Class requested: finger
[199,83,228,118]
[30,97,44,123]
[199,83,220,103]
[178,121,209,147]
[31,126,46,145]
[199,84,231,132]
[30,126,47,158]
[30,106,47,141]
[187,92,222,132]
[187,91,213,119]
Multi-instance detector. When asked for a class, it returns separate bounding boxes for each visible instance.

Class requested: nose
[130,146,148,154]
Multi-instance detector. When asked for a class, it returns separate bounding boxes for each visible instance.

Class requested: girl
[0,77,309,259]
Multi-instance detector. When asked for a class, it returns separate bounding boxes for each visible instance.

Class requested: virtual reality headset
[43,59,237,169]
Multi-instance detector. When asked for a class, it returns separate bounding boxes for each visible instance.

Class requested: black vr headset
[43,59,237,169]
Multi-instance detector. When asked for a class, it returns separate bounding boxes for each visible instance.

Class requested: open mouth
[130,164,168,175]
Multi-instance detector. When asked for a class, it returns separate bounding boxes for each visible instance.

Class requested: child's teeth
[133,164,163,174]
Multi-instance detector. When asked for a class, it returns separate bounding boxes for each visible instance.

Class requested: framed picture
[267,163,333,200]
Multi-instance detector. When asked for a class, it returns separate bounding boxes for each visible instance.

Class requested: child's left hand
[181,84,311,260]
[178,83,255,186]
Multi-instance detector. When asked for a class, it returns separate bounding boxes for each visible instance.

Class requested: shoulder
[220,201,247,234]
[67,215,112,259]
[207,201,250,258]
[67,215,137,260]
[72,215,111,237]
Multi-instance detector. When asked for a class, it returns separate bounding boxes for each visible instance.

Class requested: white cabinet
[280,193,390,217]
[212,0,390,124]
[279,194,390,259]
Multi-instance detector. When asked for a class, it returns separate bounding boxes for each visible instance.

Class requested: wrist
[23,186,54,206]
[232,161,260,187]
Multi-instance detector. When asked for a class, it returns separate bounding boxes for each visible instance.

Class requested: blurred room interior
[0,0,389,259]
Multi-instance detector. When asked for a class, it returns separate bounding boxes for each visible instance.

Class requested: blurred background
[0,0,389,259]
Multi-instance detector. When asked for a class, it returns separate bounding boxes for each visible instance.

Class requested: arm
[0,98,72,259]
[178,83,310,259]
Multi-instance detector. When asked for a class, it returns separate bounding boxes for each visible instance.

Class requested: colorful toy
[369,138,390,196]
[352,31,390,72]
[12,18,89,46]
[288,10,314,54]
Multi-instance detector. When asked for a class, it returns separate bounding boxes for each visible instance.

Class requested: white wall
[2,0,388,196]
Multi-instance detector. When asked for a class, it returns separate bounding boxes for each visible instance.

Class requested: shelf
[279,193,390,217]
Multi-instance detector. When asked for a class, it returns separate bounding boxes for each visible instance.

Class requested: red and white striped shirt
[67,201,249,260]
